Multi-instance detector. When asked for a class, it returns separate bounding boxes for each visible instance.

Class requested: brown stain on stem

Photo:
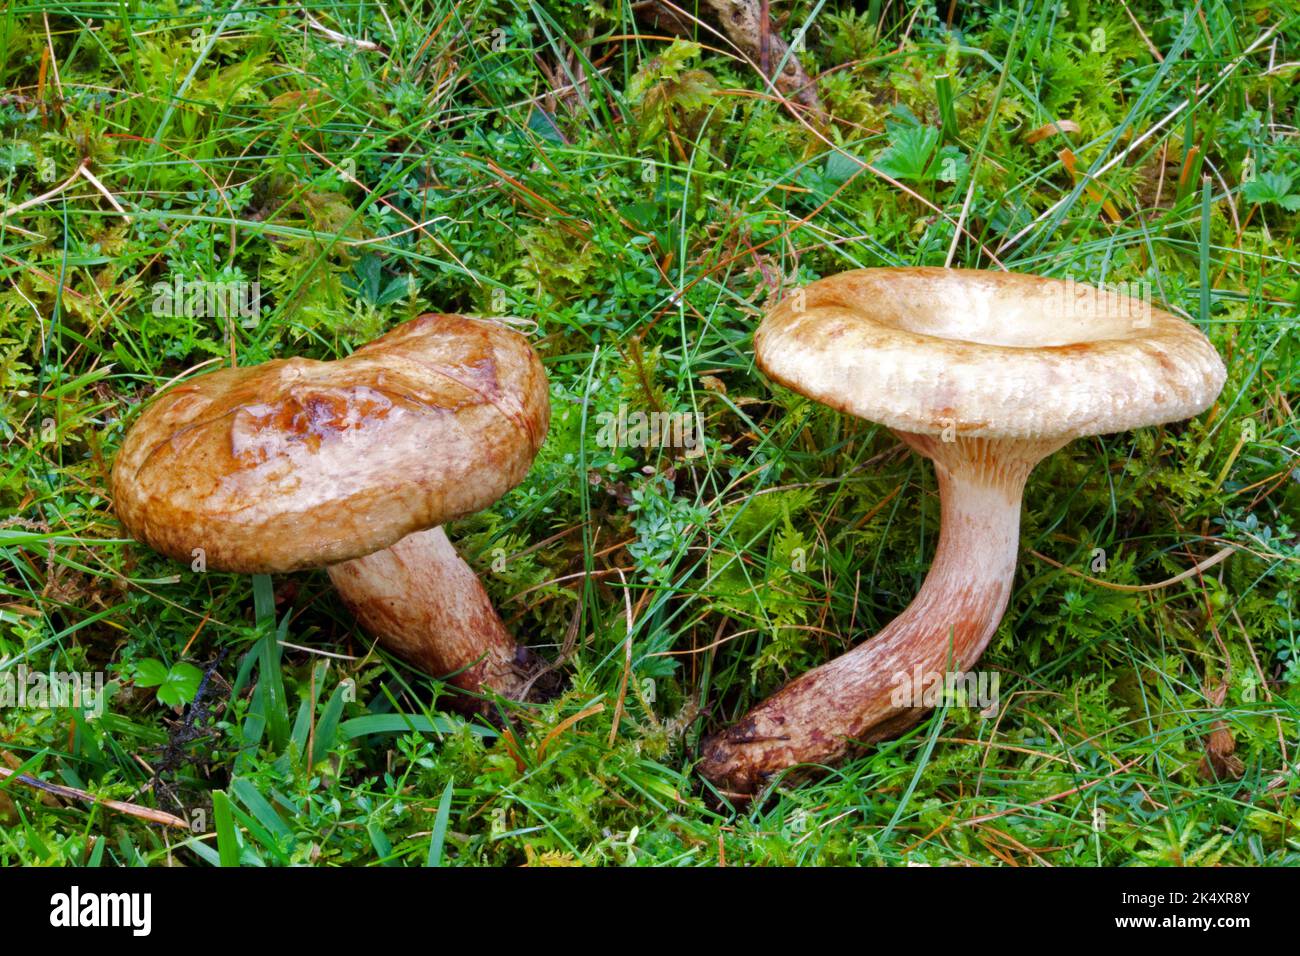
[699,436,1061,797]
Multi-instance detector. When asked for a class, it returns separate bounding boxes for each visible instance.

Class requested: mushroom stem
[327,526,534,707]
[699,434,1065,797]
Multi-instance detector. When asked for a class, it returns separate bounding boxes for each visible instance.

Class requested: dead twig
[0,767,190,829]
[1029,545,1235,593]
[636,0,826,126]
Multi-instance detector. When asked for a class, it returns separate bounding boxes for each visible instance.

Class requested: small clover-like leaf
[875,124,941,181]
[134,658,170,689]
[1243,170,1300,209]
[137,660,203,707]
[155,662,204,708]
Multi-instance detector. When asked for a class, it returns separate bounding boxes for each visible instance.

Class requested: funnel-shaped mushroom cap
[755,268,1226,440]
[112,314,550,573]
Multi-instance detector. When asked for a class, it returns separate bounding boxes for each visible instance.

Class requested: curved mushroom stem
[699,434,1066,797]
[327,526,538,708]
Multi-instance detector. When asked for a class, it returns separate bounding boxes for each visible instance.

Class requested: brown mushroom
[112,313,550,707]
[699,267,1226,797]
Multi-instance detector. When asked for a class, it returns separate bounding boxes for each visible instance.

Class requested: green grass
[1,0,1297,866]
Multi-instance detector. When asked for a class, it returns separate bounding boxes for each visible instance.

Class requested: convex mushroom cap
[112,313,550,573]
[754,267,1226,441]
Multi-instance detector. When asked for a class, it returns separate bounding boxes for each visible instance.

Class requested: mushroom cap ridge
[112,314,550,573]
[755,267,1226,441]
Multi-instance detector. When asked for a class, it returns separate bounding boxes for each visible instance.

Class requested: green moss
[0,0,1296,866]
